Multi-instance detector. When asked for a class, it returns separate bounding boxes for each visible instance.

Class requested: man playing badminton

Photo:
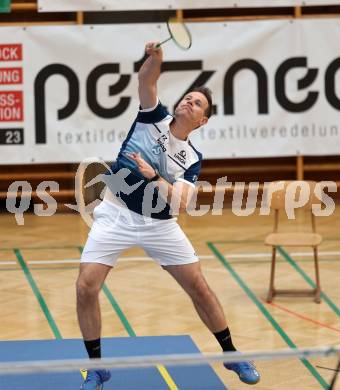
[77,41,260,389]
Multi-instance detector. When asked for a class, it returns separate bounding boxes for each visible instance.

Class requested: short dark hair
[192,86,213,118]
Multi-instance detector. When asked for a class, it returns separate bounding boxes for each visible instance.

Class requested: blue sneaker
[224,361,260,384]
[80,369,111,390]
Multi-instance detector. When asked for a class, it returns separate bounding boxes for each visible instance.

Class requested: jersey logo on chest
[155,133,168,153]
[173,150,187,165]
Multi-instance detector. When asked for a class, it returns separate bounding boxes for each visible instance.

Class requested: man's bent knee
[76,263,110,303]
[76,277,100,304]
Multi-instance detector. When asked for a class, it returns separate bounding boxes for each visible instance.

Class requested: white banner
[38,0,340,12]
[0,20,340,163]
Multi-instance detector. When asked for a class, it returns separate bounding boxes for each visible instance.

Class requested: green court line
[77,246,136,336]
[207,242,329,390]
[14,249,62,339]
[101,284,136,337]
[277,246,340,317]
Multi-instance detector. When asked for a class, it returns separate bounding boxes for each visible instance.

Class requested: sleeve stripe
[137,101,169,124]
[139,99,159,112]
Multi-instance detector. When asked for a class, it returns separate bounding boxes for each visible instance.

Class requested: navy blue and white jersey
[108,100,202,219]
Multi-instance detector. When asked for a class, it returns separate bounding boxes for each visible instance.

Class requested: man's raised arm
[138,42,163,110]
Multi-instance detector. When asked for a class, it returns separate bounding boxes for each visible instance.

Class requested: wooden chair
[264,181,322,303]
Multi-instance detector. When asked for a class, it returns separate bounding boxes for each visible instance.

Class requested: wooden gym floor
[0,207,339,389]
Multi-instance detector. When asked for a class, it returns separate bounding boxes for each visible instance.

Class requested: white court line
[225,253,270,259]
[21,251,340,264]
[27,255,214,265]
[224,251,340,259]
[290,251,340,257]
[1,251,339,267]
[28,259,80,264]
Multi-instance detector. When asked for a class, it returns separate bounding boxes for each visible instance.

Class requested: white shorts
[81,199,198,267]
